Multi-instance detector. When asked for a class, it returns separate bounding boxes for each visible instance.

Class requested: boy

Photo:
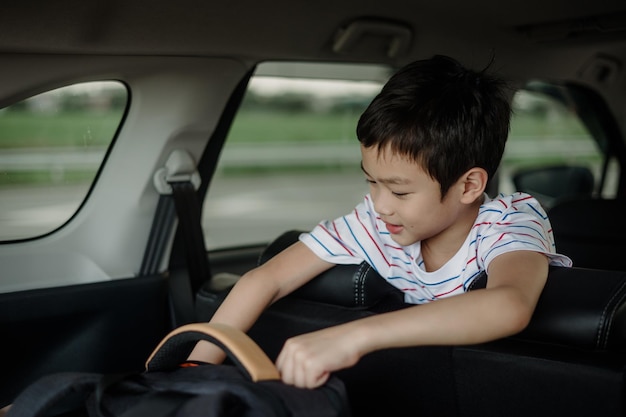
[188,55,572,388]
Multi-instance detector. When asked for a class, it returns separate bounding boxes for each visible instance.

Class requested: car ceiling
[2,0,626,66]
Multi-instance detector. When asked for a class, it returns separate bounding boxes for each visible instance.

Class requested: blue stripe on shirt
[342,216,379,273]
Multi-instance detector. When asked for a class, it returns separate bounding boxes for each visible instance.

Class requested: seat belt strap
[139,195,176,276]
[148,150,209,326]
[169,180,211,295]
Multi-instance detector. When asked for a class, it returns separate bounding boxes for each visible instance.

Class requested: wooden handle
[145,323,280,382]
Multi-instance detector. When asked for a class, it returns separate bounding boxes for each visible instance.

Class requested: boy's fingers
[277,338,328,388]
[309,370,330,389]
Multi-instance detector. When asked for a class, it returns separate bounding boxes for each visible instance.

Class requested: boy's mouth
[385,222,403,234]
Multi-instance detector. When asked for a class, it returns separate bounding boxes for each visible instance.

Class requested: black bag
[7,323,351,417]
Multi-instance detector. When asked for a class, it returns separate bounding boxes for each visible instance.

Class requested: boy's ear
[459,167,488,204]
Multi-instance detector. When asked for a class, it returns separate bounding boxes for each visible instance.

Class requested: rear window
[501,86,614,209]
[0,81,128,241]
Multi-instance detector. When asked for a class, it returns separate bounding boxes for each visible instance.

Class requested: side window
[500,86,614,209]
[203,63,388,249]
[0,81,128,241]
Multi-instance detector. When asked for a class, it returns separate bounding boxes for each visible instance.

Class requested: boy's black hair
[356,55,511,198]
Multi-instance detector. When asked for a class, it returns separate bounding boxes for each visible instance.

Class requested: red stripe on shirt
[435,284,463,298]
[354,209,393,267]
[512,195,533,204]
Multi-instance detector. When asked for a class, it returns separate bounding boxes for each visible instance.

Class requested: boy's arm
[188,241,334,363]
[276,250,548,388]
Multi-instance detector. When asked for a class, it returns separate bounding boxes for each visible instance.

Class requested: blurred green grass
[0,107,589,148]
[0,112,121,148]
[0,107,595,187]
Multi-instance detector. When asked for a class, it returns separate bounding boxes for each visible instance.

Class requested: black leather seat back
[196,229,626,417]
[548,198,626,271]
[258,230,404,308]
[255,229,626,351]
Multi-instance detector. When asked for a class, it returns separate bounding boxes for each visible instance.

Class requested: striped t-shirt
[300,192,572,304]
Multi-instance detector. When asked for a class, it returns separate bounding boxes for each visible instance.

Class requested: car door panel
[0,274,171,407]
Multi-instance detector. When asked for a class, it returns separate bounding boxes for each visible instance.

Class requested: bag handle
[145,323,281,382]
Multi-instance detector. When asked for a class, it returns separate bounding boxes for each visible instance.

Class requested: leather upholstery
[257,229,626,352]
[548,198,626,271]
[518,266,626,350]
[258,230,404,307]
[196,230,626,416]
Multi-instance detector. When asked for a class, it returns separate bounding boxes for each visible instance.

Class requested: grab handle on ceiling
[332,18,413,59]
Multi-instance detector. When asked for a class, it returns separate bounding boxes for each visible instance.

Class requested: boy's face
[360,145,469,248]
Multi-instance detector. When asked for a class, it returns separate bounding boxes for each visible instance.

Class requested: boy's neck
[420,196,484,272]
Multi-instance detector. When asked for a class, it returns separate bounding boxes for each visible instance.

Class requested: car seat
[512,164,594,209]
[548,197,626,271]
[196,230,626,417]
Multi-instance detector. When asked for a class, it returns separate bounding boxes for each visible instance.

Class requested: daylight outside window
[202,63,387,249]
[503,88,610,209]
[203,65,610,249]
[0,81,128,241]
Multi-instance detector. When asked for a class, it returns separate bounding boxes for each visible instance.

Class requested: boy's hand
[276,325,362,388]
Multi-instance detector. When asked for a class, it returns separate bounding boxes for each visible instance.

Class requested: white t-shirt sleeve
[299,195,387,268]
[299,219,365,265]
[477,193,572,270]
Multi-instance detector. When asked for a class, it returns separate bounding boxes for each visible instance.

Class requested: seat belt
[146,150,209,326]
[169,179,211,293]
[140,71,254,327]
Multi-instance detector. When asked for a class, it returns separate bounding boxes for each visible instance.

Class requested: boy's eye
[365,178,376,185]
[392,192,409,197]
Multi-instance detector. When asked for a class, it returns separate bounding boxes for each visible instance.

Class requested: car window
[0,81,128,241]
[499,86,614,209]
[202,62,388,249]
[204,68,616,249]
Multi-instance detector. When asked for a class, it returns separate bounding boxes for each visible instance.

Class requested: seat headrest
[548,198,626,270]
[549,198,626,240]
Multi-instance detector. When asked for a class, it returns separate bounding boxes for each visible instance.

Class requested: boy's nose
[373,192,394,216]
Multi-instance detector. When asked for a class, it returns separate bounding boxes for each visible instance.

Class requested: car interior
[2,1,626,416]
